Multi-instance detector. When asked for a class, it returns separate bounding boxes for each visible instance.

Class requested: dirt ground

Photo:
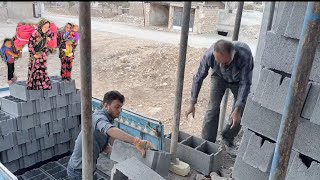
[0,8,261,178]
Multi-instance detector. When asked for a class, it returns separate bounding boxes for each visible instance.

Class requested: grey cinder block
[29,90,43,101]
[14,130,31,145]
[20,152,41,169]
[111,140,171,178]
[164,132,222,175]
[6,145,23,162]
[242,133,275,173]
[58,130,71,144]
[286,152,320,180]
[252,67,270,103]
[65,116,78,130]
[0,133,14,151]
[17,115,35,131]
[55,94,68,108]
[0,115,16,136]
[242,95,320,162]
[34,125,48,139]
[43,81,59,98]
[164,131,193,152]
[56,107,68,120]
[301,82,320,119]
[64,79,76,94]
[39,110,52,125]
[111,157,166,180]
[9,82,29,101]
[3,159,20,173]
[35,97,52,113]
[259,69,310,114]
[25,139,40,155]
[68,89,81,104]
[54,141,70,156]
[310,94,320,125]
[284,2,307,40]
[52,119,65,134]
[233,155,269,180]
[41,147,54,161]
[274,2,294,35]
[39,134,55,150]
[68,103,81,117]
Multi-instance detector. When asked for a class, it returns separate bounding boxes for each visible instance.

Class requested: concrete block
[39,110,52,125]
[43,81,59,98]
[6,145,23,162]
[34,125,48,139]
[20,152,40,168]
[64,79,76,94]
[17,115,35,131]
[0,96,21,117]
[14,130,31,145]
[111,140,171,178]
[57,130,71,144]
[252,67,270,103]
[39,134,55,149]
[68,103,81,117]
[41,147,54,161]
[243,133,275,173]
[274,2,294,35]
[261,31,320,83]
[242,95,320,162]
[56,107,68,120]
[52,119,65,134]
[259,69,310,114]
[233,156,269,180]
[0,115,16,136]
[20,168,48,180]
[284,2,307,40]
[302,82,320,119]
[237,128,255,158]
[310,93,320,125]
[164,132,222,175]
[0,133,14,151]
[51,78,66,96]
[286,152,320,180]
[29,90,43,101]
[35,97,52,113]
[164,131,192,152]
[55,94,68,108]
[65,116,78,130]
[4,159,20,173]
[68,89,81,104]
[111,157,166,180]
[25,140,40,155]
[54,141,70,156]
[9,82,29,101]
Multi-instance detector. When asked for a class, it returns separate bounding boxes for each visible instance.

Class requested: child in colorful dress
[1,38,20,85]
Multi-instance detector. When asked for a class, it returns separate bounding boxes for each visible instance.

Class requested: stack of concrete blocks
[233,2,320,179]
[110,140,171,178]
[0,77,81,173]
[164,131,222,176]
[17,155,108,180]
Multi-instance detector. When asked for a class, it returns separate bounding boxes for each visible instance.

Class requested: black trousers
[7,62,14,81]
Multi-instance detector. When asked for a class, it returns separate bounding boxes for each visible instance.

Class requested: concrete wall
[7,2,33,20]
[149,4,169,26]
[0,7,8,20]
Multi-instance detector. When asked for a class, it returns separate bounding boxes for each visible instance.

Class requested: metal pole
[218,1,244,133]
[79,2,93,180]
[142,1,145,27]
[269,2,320,180]
[267,1,276,31]
[170,1,191,163]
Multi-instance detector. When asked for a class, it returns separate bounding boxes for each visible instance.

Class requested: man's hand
[103,143,112,155]
[230,108,241,129]
[133,138,153,158]
[185,103,196,119]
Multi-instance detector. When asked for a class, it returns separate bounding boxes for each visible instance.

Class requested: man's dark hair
[103,91,125,105]
[213,40,234,54]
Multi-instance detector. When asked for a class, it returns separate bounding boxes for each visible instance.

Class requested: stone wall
[7,2,34,20]
[194,5,220,34]
[129,2,144,17]
[149,4,169,26]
